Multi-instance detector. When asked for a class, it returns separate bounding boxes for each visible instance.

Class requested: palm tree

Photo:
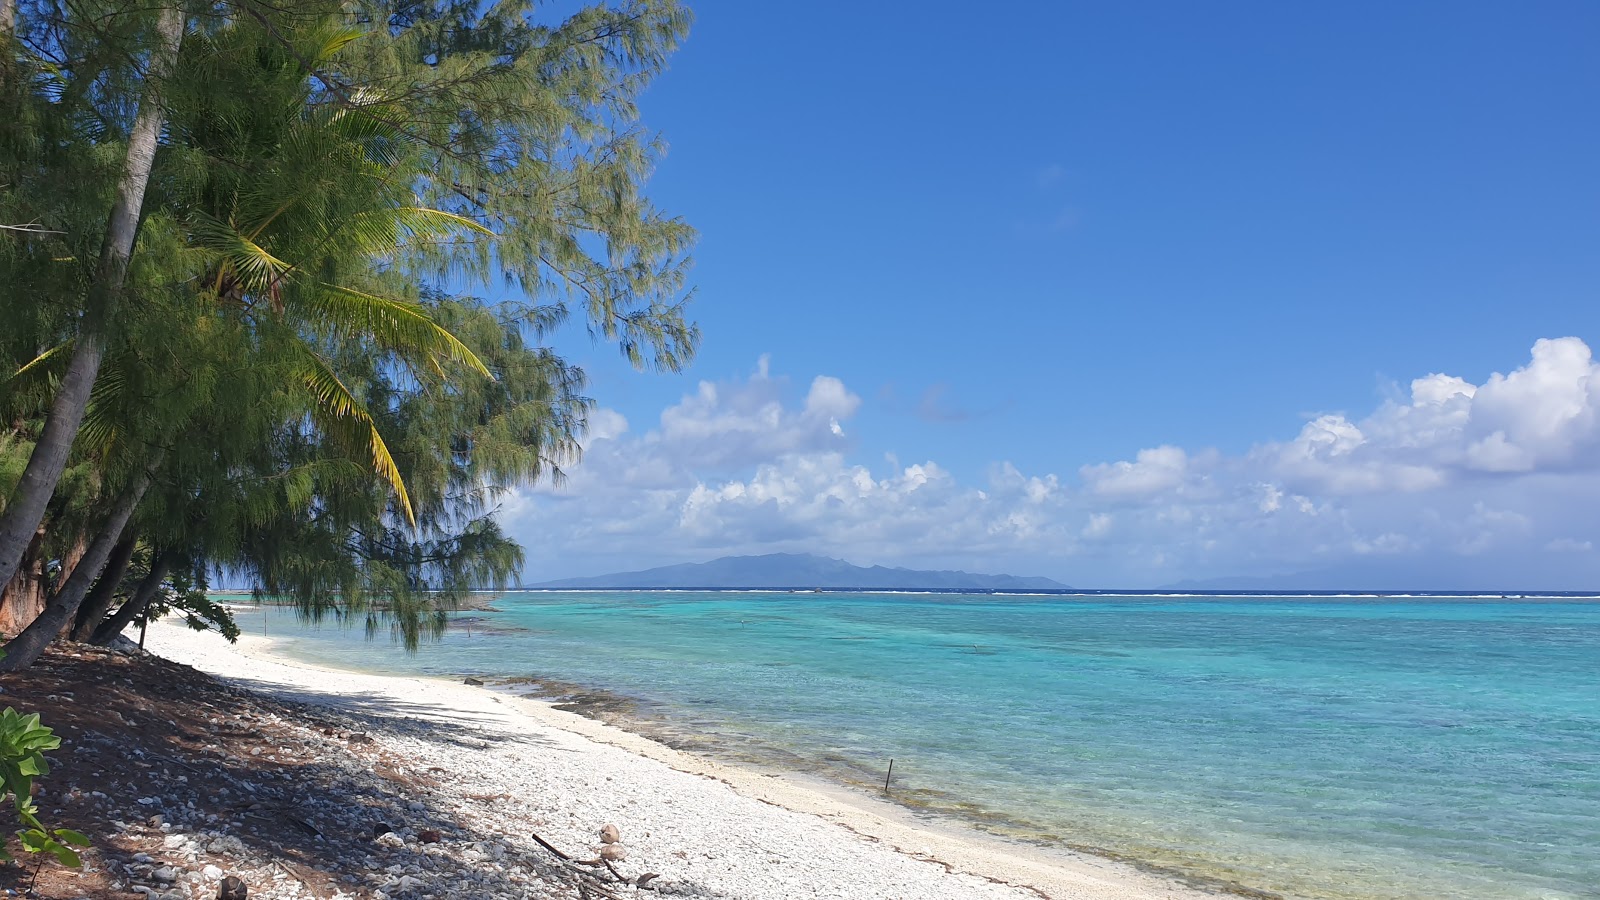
[0,2,185,594]
[0,18,499,669]
[2,0,701,663]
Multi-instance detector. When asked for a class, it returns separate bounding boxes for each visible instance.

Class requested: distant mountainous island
[527,553,1070,591]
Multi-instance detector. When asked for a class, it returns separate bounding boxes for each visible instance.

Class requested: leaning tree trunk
[0,4,184,594]
[70,532,137,641]
[0,0,14,57]
[90,550,171,646]
[0,527,46,637]
[0,0,15,56]
[0,464,154,671]
[50,528,89,595]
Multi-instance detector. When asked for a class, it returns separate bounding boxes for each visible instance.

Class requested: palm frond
[75,360,130,456]
[339,206,493,259]
[292,348,416,526]
[188,212,293,295]
[8,339,73,382]
[309,285,492,379]
[310,26,365,65]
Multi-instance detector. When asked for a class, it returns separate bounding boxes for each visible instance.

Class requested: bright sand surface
[144,619,1224,900]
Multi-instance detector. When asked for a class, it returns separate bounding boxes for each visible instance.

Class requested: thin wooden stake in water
[884,759,894,793]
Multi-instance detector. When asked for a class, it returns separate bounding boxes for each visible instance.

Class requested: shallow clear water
[231,593,1600,900]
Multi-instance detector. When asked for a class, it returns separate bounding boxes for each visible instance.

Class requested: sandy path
[144,620,1220,900]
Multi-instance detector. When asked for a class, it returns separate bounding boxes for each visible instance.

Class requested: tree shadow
[0,645,734,899]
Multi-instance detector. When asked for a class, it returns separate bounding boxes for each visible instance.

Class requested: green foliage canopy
[0,0,697,650]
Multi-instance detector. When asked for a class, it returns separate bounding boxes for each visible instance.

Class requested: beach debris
[418,827,442,843]
[373,821,394,837]
[529,829,661,894]
[218,875,248,900]
[599,823,620,844]
[529,831,572,860]
[346,732,373,744]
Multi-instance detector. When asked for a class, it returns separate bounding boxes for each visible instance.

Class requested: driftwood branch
[529,831,572,861]
[529,831,663,894]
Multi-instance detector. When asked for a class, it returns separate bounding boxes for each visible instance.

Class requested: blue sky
[502,1,1600,588]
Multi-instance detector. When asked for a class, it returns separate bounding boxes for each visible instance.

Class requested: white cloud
[584,408,629,444]
[1546,538,1594,554]
[1350,532,1414,556]
[1462,337,1599,471]
[1080,446,1188,497]
[501,341,1600,588]
[1256,337,1600,494]
[640,366,860,471]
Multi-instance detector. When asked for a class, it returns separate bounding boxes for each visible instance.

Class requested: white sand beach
[142,619,1223,900]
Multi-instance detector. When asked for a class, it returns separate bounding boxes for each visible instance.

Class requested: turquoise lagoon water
[230,593,1600,900]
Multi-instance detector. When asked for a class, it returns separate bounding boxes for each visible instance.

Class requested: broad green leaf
[46,840,80,867]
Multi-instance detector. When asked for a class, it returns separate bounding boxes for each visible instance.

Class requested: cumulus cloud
[652,367,859,469]
[1081,446,1189,497]
[583,408,629,444]
[501,341,1600,588]
[1257,337,1600,494]
[1463,338,1599,470]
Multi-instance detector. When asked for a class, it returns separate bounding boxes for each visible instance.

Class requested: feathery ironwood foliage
[0,0,697,667]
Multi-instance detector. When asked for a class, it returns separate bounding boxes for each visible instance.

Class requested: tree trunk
[70,532,137,641]
[0,4,184,594]
[0,464,154,671]
[91,550,171,646]
[0,527,46,637]
[51,528,89,595]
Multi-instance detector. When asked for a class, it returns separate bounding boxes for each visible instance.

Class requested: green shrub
[0,708,87,866]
